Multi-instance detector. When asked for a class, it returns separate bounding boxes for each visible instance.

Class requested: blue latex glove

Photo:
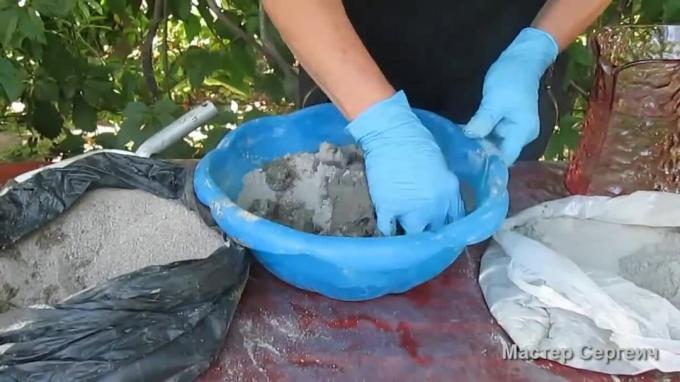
[464,27,559,165]
[347,91,465,236]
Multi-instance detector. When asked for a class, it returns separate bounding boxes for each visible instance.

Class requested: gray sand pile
[0,189,224,312]
[237,143,377,237]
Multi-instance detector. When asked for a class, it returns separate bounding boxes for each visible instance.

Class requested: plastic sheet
[480,191,680,375]
[0,151,250,381]
[566,25,680,195]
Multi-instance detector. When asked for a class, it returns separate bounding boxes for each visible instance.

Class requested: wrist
[346,90,418,143]
[506,27,559,74]
[343,84,396,120]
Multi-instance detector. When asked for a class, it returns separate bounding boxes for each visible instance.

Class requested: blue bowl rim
[194,103,509,270]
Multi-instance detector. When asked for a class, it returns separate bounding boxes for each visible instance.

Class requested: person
[262,0,610,236]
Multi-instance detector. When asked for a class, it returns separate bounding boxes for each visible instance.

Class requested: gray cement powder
[0,189,225,312]
[619,250,680,307]
[515,216,680,309]
[237,143,377,237]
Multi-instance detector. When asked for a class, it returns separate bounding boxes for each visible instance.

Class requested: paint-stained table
[1,161,675,381]
[199,162,678,381]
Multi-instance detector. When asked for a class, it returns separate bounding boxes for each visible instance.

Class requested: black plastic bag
[0,151,250,381]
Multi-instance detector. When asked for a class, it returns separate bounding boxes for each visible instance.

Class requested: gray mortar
[0,189,225,312]
[237,142,377,237]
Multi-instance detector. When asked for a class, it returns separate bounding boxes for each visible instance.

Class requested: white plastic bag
[480,191,680,375]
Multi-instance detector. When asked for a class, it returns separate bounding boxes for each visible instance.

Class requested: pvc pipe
[136,101,218,158]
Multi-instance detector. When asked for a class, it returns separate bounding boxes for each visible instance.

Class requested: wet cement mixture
[0,189,225,312]
[237,143,377,237]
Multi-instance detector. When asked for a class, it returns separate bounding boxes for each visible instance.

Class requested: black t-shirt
[342,0,546,123]
[299,0,565,160]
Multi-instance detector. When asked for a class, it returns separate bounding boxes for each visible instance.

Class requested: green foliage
[545,0,680,160]
[33,0,77,17]
[0,0,294,160]
[0,58,24,101]
[0,0,676,161]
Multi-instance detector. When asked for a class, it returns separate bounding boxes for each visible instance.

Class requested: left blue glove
[464,27,559,165]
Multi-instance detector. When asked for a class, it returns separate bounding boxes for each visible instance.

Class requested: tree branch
[162,0,170,93]
[204,0,296,83]
[142,0,164,100]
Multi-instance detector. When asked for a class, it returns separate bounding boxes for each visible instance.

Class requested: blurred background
[0,0,678,162]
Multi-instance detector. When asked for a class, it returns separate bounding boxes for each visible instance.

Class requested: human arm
[464,0,611,164]
[261,0,393,119]
[533,0,612,50]
[262,0,464,235]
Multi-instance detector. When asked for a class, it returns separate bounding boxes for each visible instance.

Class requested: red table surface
[2,161,677,381]
[200,162,679,382]
[0,162,44,185]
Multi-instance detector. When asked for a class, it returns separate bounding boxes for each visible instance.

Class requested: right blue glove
[347,91,465,236]
[463,27,559,164]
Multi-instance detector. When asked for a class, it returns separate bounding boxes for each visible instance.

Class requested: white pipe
[135,101,219,158]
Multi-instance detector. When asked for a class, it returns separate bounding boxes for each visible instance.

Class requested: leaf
[208,74,250,98]
[181,46,220,88]
[62,75,81,99]
[566,42,592,67]
[254,73,285,101]
[128,0,142,15]
[159,140,196,159]
[183,13,201,41]
[18,9,46,44]
[57,133,85,156]
[210,108,237,125]
[0,7,43,48]
[33,0,77,17]
[43,35,76,82]
[118,99,182,149]
[544,115,582,160]
[664,0,680,22]
[73,95,98,132]
[169,0,191,20]
[33,77,59,101]
[94,132,119,149]
[195,0,214,26]
[82,79,117,108]
[118,101,152,148]
[87,64,113,80]
[542,136,563,161]
[31,101,64,139]
[0,58,25,101]
[0,7,18,47]
[121,101,150,130]
[86,0,104,15]
[77,0,90,19]
[151,98,181,126]
[564,41,594,93]
[25,39,43,58]
[107,0,126,15]
[638,0,665,22]
[227,40,256,79]
[201,125,229,153]
[243,109,268,122]
[229,0,258,14]
[213,9,243,40]
[244,15,259,34]
[0,0,15,10]
[120,70,140,100]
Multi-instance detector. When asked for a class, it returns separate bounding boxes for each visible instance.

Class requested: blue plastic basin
[194,104,509,301]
